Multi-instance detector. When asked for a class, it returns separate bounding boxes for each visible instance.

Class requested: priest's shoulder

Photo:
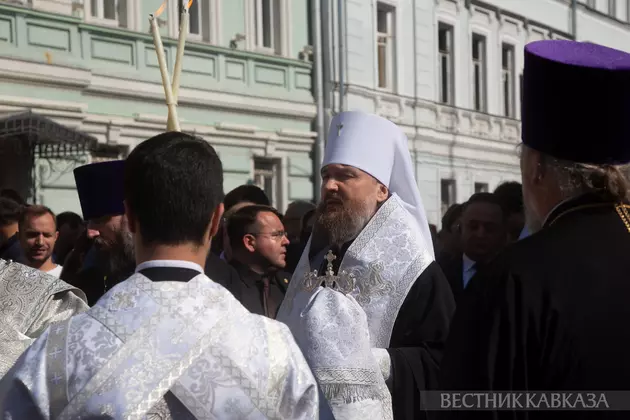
[482,228,573,291]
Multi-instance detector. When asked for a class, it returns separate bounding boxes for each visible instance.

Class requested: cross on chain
[325,250,336,266]
[51,373,63,385]
[49,346,62,360]
[337,123,343,136]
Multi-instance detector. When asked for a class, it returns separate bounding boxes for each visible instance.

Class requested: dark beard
[96,230,136,287]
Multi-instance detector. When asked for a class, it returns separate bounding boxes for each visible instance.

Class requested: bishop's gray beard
[312,198,376,251]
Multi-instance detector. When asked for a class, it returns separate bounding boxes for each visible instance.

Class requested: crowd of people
[0,39,628,419]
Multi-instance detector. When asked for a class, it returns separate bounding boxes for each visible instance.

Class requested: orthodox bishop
[278,111,455,419]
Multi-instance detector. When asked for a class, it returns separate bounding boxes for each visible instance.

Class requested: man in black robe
[440,40,630,419]
[277,111,455,419]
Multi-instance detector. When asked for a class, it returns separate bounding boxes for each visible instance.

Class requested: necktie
[262,275,270,318]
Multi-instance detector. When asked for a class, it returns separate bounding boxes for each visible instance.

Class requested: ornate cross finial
[302,250,356,294]
[337,123,343,136]
[325,250,336,267]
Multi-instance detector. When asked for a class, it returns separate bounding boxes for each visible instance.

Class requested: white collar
[462,253,476,272]
[135,259,204,273]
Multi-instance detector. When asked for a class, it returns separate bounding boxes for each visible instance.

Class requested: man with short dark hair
[18,205,62,277]
[493,181,525,242]
[441,40,630,417]
[227,204,291,318]
[211,184,270,256]
[438,193,507,302]
[0,132,320,418]
[53,211,84,265]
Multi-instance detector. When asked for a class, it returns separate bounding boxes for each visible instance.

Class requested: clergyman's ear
[208,203,224,239]
[377,183,389,203]
[123,200,137,234]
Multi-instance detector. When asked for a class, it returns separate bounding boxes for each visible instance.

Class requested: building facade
[329,0,630,227]
[0,0,315,214]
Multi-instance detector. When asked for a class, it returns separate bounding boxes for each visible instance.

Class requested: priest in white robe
[0,132,323,419]
[0,258,87,377]
[277,111,456,419]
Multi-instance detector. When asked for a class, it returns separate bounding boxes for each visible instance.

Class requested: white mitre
[323,111,435,258]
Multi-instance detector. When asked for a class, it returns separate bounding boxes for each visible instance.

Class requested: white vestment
[277,112,435,419]
[0,259,88,377]
[0,262,321,419]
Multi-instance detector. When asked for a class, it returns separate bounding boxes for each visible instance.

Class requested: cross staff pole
[149,0,194,132]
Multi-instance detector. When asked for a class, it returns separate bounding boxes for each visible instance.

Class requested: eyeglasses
[247,231,288,240]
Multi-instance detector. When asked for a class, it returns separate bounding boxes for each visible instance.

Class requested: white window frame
[501,43,516,118]
[85,0,131,28]
[253,157,282,208]
[245,0,291,56]
[474,182,489,193]
[376,2,396,91]
[168,0,221,44]
[438,22,455,105]
[440,178,457,217]
[471,33,487,113]
[609,0,617,16]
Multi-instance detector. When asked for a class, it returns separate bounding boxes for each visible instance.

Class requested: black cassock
[314,242,456,420]
[440,193,630,420]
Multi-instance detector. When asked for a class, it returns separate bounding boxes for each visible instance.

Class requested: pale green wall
[221,0,246,48]
[0,2,315,213]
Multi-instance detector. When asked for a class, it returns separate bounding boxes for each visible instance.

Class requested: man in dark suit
[226,204,291,318]
[437,193,507,303]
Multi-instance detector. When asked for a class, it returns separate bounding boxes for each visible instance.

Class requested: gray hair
[541,153,630,202]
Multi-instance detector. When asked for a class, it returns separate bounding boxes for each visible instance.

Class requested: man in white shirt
[17,205,63,277]
[0,131,322,419]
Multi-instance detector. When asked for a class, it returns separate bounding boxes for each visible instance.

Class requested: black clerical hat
[522,40,630,164]
[73,160,125,221]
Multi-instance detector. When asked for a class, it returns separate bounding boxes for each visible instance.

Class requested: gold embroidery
[548,202,630,234]
[615,204,630,233]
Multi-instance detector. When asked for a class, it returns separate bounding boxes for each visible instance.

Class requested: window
[253,158,280,207]
[471,34,487,112]
[89,0,128,27]
[438,23,455,105]
[441,179,456,217]
[179,0,201,37]
[171,1,218,43]
[474,182,489,193]
[377,3,396,90]
[609,0,617,16]
[255,0,282,54]
[501,43,516,118]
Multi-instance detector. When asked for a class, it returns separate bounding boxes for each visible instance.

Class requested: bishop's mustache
[321,194,344,206]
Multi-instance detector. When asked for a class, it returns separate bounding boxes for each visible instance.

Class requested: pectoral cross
[336,123,343,136]
[302,249,356,294]
[325,250,337,275]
